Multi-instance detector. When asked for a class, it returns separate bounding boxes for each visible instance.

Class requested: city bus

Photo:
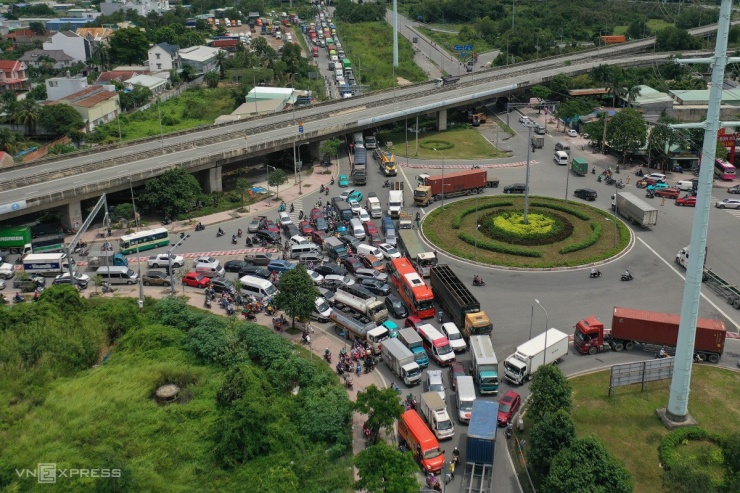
[119,228,170,254]
[388,257,435,319]
[397,229,437,277]
[714,159,736,181]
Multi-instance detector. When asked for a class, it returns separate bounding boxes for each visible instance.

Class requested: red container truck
[573,307,726,363]
[413,169,498,206]
[600,35,626,44]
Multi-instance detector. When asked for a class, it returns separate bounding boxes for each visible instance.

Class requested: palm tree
[12,99,39,136]
[215,50,228,79]
[180,64,195,82]
[623,80,642,107]
[606,73,626,108]
[0,128,20,154]
[591,64,612,86]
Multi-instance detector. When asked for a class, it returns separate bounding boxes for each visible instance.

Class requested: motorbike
[605,177,615,185]
[382,181,391,188]
[13,294,25,303]
[655,349,670,359]
[102,282,114,294]
[216,228,225,237]
[320,184,325,193]
[301,332,311,345]
[592,167,596,174]
[621,271,634,282]
[246,237,253,247]
[636,169,644,177]
[615,180,625,189]
[597,175,603,182]
[589,270,602,278]
[325,188,329,196]
[330,177,335,185]
[426,474,442,492]
[505,423,513,439]
[237,229,243,238]
[390,382,402,394]
[195,223,205,231]
[298,210,304,220]
[343,374,353,390]
[405,394,417,410]
[473,277,486,286]
[324,349,332,364]
[272,316,288,331]
[203,297,212,309]
[231,236,238,245]
[290,203,295,213]
[278,201,286,212]
[161,217,172,225]
[646,189,655,199]
[615,165,620,174]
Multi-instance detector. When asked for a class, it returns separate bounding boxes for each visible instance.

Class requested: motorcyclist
[196,221,204,230]
[474,275,482,285]
[384,180,390,187]
[624,270,631,279]
[232,234,237,243]
[320,184,325,193]
[237,229,242,237]
[330,177,334,185]
[14,292,23,303]
[218,227,225,236]
[452,447,460,464]
[592,167,596,174]
[658,346,667,358]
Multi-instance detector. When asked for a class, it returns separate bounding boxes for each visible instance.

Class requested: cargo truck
[531,135,544,148]
[418,392,455,440]
[434,76,459,87]
[470,335,499,394]
[611,192,658,227]
[388,190,403,218]
[397,229,437,277]
[398,410,445,474]
[381,338,422,386]
[330,310,389,353]
[503,328,569,385]
[374,148,397,176]
[352,146,367,185]
[573,307,726,362]
[333,285,388,323]
[22,253,75,277]
[365,197,382,218]
[430,265,492,338]
[398,327,429,368]
[462,400,496,493]
[414,169,498,206]
[0,225,32,254]
[571,157,588,176]
[86,251,129,269]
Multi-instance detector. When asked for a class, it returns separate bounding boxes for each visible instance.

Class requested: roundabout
[422,195,631,268]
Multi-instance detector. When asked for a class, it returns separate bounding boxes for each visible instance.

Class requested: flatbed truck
[429,265,492,338]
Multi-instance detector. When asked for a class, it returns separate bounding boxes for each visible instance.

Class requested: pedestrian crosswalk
[288,199,304,224]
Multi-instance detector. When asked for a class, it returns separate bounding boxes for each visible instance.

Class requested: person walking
[661,196,665,206]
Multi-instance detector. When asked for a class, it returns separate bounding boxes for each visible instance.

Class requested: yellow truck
[374,148,397,176]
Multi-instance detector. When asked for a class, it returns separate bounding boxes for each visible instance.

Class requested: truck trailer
[418,392,454,440]
[388,190,403,218]
[398,327,429,368]
[430,265,492,338]
[503,328,569,385]
[330,310,389,353]
[333,285,388,323]
[0,225,32,254]
[396,229,437,277]
[573,307,726,362]
[22,253,75,277]
[414,169,498,207]
[612,192,658,227]
[381,338,421,386]
[470,335,499,394]
[462,400,497,493]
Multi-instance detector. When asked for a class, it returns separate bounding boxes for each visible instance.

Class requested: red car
[676,195,697,207]
[311,230,328,245]
[310,208,323,223]
[364,221,379,236]
[299,220,314,235]
[182,272,210,288]
[342,256,364,274]
[655,187,680,199]
[262,220,280,233]
[449,361,467,391]
[497,391,522,427]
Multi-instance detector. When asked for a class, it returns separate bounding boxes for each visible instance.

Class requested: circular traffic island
[423,195,629,268]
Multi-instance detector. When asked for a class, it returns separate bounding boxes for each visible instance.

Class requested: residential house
[0,60,28,91]
[43,30,91,64]
[179,45,221,74]
[19,49,75,70]
[148,42,180,72]
[76,27,114,49]
[5,28,50,46]
[100,0,170,16]
[125,74,168,95]
[621,85,673,123]
[95,70,142,85]
[46,74,89,101]
[53,85,120,132]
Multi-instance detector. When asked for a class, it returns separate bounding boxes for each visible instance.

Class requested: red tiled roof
[73,90,117,108]
[96,71,139,83]
[0,60,24,71]
[63,86,100,101]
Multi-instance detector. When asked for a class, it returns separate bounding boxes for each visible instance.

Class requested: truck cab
[573,316,606,355]
[418,324,455,366]
[470,335,500,394]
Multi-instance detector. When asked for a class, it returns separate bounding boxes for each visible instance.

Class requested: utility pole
[392,0,398,67]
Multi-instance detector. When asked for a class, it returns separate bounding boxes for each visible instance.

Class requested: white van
[290,235,309,246]
[350,218,365,240]
[239,275,278,299]
[196,262,225,278]
[456,376,476,424]
[554,150,569,165]
[555,141,571,153]
[96,266,139,285]
[356,244,382,258]
[425,369,446,403]
[441,322,466,353]
[290,242,321,259]
[279,211,292,227]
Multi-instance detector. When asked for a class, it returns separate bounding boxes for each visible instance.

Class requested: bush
[559,221,602,254]
[419,139,454,150]
[161,114,180,126]
[480,210,573,246]
[451,201,513,229]
[530,201,591,220]
[458,232,541,257]
[659,427,721,470]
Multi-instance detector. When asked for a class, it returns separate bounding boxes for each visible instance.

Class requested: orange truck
[600,35,626,44]
[398,410,445,474]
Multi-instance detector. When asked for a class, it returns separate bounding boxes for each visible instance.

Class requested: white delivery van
[554,150,569,165]
[350,218,365,240]
[290,242,321,259]
[96,266,139,285]
[239,275,278,299]
[455,376,476,424]
[356,244,382,258]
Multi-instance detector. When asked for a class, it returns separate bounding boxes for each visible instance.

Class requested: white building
[42,30,90,64]
[125,74,168,95]
[148,42,180,72]
[179,45,221,74]
[45,74,89,101]
[99,0,170,16]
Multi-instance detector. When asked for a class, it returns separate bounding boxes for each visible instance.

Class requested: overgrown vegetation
[0,290,354,491]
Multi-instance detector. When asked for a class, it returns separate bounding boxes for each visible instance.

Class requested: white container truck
[503,328,569,385]
[381,338,421,386]
[388,190,403,218]
[22,253,74,276]
[419,391,455,440]
[611,192,658,227]
[333,286,388,323]
[470,336,500,395]
[330,310,389,354]
[366,197,382,218]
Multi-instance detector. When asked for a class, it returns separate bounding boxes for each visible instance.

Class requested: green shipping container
[0,225,32,253]
[571,157,588,176]
[342,58,351,69]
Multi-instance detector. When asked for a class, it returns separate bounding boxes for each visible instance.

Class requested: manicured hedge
[559,221,602,254]
[482,210,573,246]
[451,201,513,229]
[530,201,591,220]
[459,232,542,257]
[659,427,721,470]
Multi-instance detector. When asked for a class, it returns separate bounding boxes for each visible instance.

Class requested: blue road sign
[299,121,304,133]
[461,51,467,57]
[464,45,473,51]
[454,45,464,51]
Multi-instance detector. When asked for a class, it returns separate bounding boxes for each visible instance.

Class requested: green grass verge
[335,21,427,90]
[416,26,496,55]
[379,127,508,160]
[423,195,629,267]
[567,367,740,493]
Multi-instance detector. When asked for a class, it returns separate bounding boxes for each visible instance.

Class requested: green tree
[12,99,39,135]
[273,266,319,328]
[268,169,288,199]
[0,128,21,154]
[114,203,135,220]
[547,73,574,99]
[215,50,228,79]
[26,83,47,101]
[320,138,342,164]
[354,385,405,445]
[109,27,150,65]
[38,104,84,136]
[140,168,202,216]
[544,437,633,493]
[626,18,651,40]
[530,85,552,113]
[606,107,647,162]
[722,432,740,477]
[655,26,701,51]
[180,64,196,82]
[204,71,220,88]
[527,409,576,486]
[354,442,419,493]
[234,177,251,208]
[590,64,612,86]
[28,21,45,35]
[528,364,571,422]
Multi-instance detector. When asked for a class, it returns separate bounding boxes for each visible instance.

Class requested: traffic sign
[454,45,464,51]
[461,52,467,57]
[464,44,473,51]
[298,121,304,134]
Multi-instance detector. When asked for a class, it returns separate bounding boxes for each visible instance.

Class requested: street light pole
[168,234,189,296]
[534,299,549,366]
[524,125,533,223]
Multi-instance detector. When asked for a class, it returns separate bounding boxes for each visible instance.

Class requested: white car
[358,208,371,223]
[676,180,695,191]
[567,129,578,137]
[377,243,402,259]
[519,115,531,124]
[0,278,5,290]
[306,270,324,285]
[347,198,361,214]
[279,211,292,227]
[324,274,355,286]
[339,188,355,201]
[192,256,218,267]
[55,272,91,284]
[645,173,666,183]
[149,253,184,268]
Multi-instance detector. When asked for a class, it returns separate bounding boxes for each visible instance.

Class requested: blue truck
[463,400,497,491]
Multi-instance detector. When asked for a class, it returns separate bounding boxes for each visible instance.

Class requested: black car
[340,234,361,251]
[574,188,597,201]
[385,293,409,318]
[504,183,527,194]
[142,270,171,286]
[254,229,281,244]
[360,278,391,296]
[244,253,274,266]
[224,260,248,273]
[210,279,236,295]
[237,266,272,279]
[284,224,301,238]
[314,263,348,277]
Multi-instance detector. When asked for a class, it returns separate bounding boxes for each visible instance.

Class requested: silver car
[716,198,740,209]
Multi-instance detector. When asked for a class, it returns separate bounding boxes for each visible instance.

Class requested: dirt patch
[396,77,412,86]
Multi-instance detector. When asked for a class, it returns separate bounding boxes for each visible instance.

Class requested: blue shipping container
[466,400,498,465]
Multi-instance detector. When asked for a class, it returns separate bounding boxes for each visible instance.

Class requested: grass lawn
[378,127,508,160]
[568,366,740,493]
[417,26,496,56]
[423,195,629,268]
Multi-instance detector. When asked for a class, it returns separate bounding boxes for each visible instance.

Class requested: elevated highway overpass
[0,23,723,226]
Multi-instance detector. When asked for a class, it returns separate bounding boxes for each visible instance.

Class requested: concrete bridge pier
[201,166,223,193]
[62,200,83,230]
[437,109,448,131]
[308,141,321,162]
